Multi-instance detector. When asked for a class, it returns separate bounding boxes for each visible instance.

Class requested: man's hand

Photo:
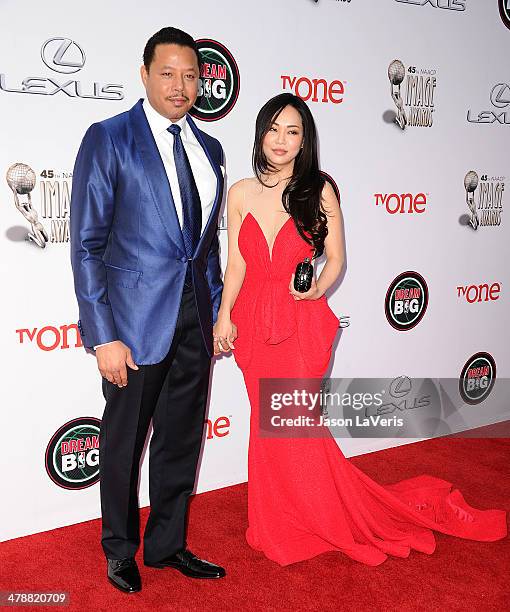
[96,341,138,387]
[213,316,238,355]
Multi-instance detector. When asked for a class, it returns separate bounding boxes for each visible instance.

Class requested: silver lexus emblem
[490,83,510,109]
[41,38,86,74]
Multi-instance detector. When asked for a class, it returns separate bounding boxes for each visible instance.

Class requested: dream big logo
[462,170,504,229]
[459,352,496,405]
[45,417,101,489]
[499,0,510,31]
[387,60,437,129]
[190,39,240,121]
[385,271,429,330]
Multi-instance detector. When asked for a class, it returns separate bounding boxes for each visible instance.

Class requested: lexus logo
[41,38,86,74]
[389,376,412,399]
[490,83,510,108]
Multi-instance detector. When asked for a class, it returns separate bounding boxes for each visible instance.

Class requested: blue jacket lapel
[130,99,186,255]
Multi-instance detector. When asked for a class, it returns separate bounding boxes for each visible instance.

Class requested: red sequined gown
[230,211,507,566]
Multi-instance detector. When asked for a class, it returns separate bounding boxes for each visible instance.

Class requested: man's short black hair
[143,27,201,71]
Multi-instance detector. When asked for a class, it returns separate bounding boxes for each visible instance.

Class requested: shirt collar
[142,98,189,139]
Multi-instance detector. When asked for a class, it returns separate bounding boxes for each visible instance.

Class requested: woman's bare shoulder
[228,176,258,197]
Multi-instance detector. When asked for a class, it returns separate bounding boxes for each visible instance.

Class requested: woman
[213,93,507,566]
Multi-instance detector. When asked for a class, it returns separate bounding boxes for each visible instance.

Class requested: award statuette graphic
[464,170,479,231]
[388,59,408,130]
[6,163,48,248]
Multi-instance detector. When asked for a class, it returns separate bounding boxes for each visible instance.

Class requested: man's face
[140,43,200,121]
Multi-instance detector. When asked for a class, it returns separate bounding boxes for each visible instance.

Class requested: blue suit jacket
[70,99,224,364]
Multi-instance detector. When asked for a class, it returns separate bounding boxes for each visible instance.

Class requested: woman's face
[262,105,304,171]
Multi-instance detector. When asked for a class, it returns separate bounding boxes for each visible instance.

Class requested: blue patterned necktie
[167,124,202,258]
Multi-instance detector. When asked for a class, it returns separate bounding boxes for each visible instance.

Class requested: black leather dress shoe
[107,558,141,593]
[145,549,226,579]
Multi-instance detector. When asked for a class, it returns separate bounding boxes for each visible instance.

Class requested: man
[70,27,226,593]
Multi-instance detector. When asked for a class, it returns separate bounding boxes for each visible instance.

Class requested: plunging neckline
[243,211,293,263]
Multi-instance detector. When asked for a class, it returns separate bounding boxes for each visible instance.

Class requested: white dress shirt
[94,99,217,350]
[142,98,216,232]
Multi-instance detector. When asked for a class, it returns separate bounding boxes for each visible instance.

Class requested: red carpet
[1,435,508,611]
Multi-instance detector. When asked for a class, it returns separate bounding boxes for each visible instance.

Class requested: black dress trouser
[98,284,211,563]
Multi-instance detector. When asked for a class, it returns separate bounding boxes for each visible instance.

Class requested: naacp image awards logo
[462,170,504,230]
[6,163,72,248]
[387,59,437,129]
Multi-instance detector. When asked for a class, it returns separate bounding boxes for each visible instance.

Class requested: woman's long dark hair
[252,93,327,259]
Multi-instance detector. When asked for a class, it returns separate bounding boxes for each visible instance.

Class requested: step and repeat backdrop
[1,0,509,540]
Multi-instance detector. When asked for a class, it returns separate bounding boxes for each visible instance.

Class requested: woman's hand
[288,273,322,301]
[213,315,238,355]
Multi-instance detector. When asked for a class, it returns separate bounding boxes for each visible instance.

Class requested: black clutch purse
[294,257,314,293]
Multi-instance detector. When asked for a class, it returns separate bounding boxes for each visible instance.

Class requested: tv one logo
[281,75,345,104]
[16,324,83,351]
[375,192,428,214]
[205,416,231,439]
[456,282,501,303]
